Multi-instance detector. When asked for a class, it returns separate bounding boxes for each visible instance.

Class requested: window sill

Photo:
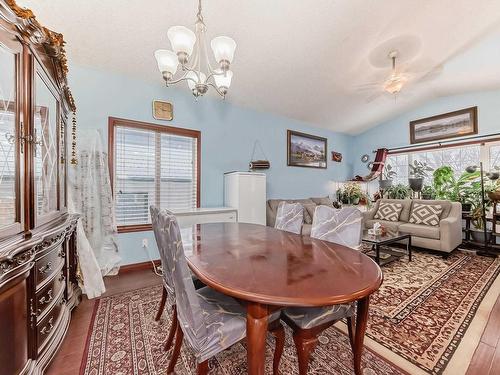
[117,224,152,233]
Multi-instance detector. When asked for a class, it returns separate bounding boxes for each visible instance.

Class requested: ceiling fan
[382,50,407,95]
[356,49,441,103]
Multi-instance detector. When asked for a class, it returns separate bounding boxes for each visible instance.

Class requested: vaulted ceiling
[19,0,500,134]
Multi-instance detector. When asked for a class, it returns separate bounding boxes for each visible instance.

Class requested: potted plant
[385,183,411,200]
[379,164,396,190]
[341,182,366,205]
[408,160,433,192]
[421,185,436,200]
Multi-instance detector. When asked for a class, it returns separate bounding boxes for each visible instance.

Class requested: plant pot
[408,178,424,192]
[470,229,492,244]
[379,179,393,190]
[351,197,360,205]
[461,203,472,212]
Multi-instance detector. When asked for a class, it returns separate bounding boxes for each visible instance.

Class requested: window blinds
[114,125,198,226]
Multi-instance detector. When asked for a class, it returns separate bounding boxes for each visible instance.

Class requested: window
[109,118,200,232]
[384,141,500,185]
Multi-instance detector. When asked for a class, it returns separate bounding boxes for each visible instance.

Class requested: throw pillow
[409,203,443,226]
[374,202,403,222]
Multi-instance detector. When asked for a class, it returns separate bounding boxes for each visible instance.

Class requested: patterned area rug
[362,246,500,375]
[80,285,405,375]
[80,248,499,375]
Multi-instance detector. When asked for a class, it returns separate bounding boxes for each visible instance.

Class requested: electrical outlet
[142,238,148,248]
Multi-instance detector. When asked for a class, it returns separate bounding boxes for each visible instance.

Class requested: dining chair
[274,201,304,234]
[150,206,285,375]
[282,206,363,375]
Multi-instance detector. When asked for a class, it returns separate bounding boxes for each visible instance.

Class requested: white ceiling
[19,0,500,135]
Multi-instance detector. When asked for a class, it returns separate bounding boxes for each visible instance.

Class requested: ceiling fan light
[211,36,236,66]
[167,26,196,57]
[154,49,179,76]
[214,70,233,89]
[383,75,407,94]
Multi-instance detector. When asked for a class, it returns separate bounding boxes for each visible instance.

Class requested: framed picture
[152,100,173,121]
[287,130,327,169]
[409,106,478,144]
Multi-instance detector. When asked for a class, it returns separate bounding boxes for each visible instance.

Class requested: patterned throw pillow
[374,202,403,222]
[409,203,443,226]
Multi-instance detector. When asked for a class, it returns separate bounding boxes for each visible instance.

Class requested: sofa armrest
[439,202,462,252]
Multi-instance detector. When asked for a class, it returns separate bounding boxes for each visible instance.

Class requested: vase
[408,178,424,192]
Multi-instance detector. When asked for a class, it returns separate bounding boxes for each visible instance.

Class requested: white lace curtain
[69,130,121,298]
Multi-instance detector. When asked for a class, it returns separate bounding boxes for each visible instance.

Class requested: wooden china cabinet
[0,1,81,374]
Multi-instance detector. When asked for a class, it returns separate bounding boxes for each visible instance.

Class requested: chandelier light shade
[154,49,179,78]
[214,70,233,95]
[167,26,196,57]
[211,36,237,65]
[154,0,236,99]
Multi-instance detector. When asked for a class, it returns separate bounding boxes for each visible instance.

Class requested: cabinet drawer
[37,292,64,352]
[35,268,65,318]
[35,245,65,287]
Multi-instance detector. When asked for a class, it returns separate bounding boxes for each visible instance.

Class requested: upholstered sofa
[362,199,462,253]
[266,197,336,236]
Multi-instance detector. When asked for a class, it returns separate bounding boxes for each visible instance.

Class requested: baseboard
[119,260,160,274]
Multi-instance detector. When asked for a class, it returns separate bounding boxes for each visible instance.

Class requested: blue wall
[353,89,500,176]
[69,65,354,265]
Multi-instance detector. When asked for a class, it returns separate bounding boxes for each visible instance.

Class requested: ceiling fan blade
[365,91,384,103]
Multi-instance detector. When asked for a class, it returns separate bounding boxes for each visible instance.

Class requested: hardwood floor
[46,268,499,375]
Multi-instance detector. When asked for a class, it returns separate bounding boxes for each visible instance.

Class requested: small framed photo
[409,106,477,144]
[152,100,173,121]
[287,130,327,169]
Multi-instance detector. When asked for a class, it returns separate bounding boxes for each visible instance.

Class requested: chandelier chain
[196,0,204,23]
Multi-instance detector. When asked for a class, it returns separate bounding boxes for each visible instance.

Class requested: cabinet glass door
[34,72,59,219]
[0,42,19,231]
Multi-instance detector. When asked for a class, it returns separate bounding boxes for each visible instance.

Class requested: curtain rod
[374,132,500,153]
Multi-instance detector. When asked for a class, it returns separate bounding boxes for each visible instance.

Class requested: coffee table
[362,231,412,265]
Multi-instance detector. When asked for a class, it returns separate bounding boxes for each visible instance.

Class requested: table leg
[408,236,412,261]
[247,302,269,375]
[375,244,380,265]
[353,296,370,375]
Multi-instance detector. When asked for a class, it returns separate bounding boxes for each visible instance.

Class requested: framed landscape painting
[409,106,478,144]
[287,130,327,168]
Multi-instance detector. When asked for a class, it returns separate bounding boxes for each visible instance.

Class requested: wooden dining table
[183,222,383,375]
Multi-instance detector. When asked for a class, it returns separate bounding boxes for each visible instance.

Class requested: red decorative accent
[352,148,388,181]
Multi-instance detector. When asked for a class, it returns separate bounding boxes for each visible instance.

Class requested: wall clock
[152,100,173,121]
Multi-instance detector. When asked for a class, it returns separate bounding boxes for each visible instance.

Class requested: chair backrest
[149,206,207,344]
[274,202,304,234]
[150,205,175,295]
[311,205,362,249]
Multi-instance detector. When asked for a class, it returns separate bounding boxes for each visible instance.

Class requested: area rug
[360,246,500,375]
[80,284,406,375]
[80,248,499,375]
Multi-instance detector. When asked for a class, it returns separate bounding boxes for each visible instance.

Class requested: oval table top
[183,222,383,307]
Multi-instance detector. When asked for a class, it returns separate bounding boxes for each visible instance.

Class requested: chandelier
[154,0,236,99]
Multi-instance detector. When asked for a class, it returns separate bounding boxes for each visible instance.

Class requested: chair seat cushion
[194,287,280,362]
[282,303,355,330]
[399,223,441,240]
